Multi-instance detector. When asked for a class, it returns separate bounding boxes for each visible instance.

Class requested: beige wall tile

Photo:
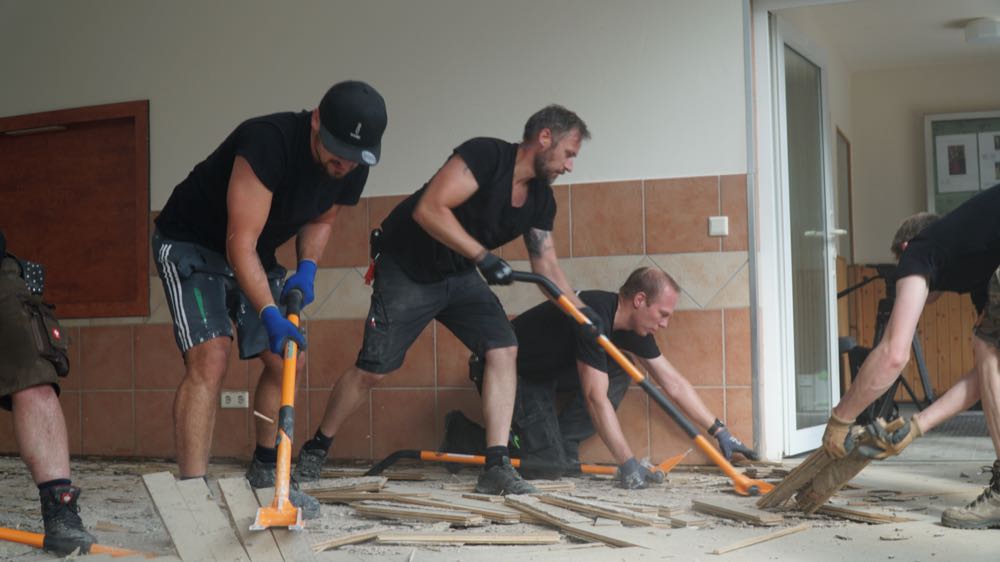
[311,267,372,319]
[705,261,750,308]
[570,181,644,257]
[645,176,720,254]
[649,252,748,308]
[720,174,748,252]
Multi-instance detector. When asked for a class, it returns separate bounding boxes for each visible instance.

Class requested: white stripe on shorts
[159,243,194,350]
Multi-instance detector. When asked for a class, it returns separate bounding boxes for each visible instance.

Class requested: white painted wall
[0,0,747,209]
[850,61,1000,264]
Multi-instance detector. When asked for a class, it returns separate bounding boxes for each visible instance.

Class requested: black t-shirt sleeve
[453,138,502,193]
[233,121,289,193]
[334,166,369,206]
[894,239,937,287]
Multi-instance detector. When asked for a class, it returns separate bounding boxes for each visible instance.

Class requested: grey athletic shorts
[356,253,517,374]
[152,230,286,359]
[974,265,1000,348]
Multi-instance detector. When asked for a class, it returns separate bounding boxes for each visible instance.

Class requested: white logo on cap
[350,122,362,140]
[361,150,376,165]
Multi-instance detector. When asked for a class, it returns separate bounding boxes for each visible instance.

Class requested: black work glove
[710,419,758,461]
[617,457,658,489]
[476,252,513,285]
[576,305,605,340]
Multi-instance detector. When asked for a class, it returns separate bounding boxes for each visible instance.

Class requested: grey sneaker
[942,461,1000,529]
[245,457,321,519]
[40,486,96,556]
[474,457,537,495]
[292,447,328,483]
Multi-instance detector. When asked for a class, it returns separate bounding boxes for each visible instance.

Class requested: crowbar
[251,289,305,531]
[0,526,154,558]
[511,270,773,496]
[365,449,689,477]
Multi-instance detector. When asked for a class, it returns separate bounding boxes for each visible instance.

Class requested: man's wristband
[708,418,725,437]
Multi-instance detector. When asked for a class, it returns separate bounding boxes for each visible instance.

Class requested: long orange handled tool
[365,449,689,477]
[510,271,773,497]
[252,289,305,531]
[0,526,154,558]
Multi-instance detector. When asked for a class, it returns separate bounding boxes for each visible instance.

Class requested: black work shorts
[355,254,517,374]
[0,258,60,410]
[152,230,287,359]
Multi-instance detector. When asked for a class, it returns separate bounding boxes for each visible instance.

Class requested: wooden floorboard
[218,477,284,562]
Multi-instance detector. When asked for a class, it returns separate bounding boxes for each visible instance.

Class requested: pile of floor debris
[0,457,946,561]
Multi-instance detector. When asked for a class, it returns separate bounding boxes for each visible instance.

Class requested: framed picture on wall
[925,110,1000,214]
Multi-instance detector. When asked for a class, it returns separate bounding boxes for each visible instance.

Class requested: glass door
[773,17,841,454]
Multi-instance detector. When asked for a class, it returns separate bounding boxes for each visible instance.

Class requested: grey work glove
[862,416,923,460]
[709,419,758,461]
[617,457,660,489]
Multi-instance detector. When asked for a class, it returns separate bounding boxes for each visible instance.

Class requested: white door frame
[747,0,846,458]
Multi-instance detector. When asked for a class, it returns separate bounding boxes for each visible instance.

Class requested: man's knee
[343,368,386,391]
[10,384,58,407]
[483,345,517,366]
[182,338,231,383]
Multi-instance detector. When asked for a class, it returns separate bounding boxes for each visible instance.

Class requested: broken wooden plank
[311,530,381,552]
[176,478,250,562]
[217,477,284,562]
[299,476,388,494]
[142,472,213,561]
[816,505,915,524]
[352,501,485,526]
[461,492,505,503]
[398,494,521,524]
[756,448,833,509]
[375,531,561,545]
[321,467,428,481]
[537,493,671,527]
[254,488,318,562]
[503,494,641,548]
[612,499,685,518]
[692,499,784,526]
[311,490,431,504]
[669,512,708,528]
[710,523,812,555]
[440,480,575,493]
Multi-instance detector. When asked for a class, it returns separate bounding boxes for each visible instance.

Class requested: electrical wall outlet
[708,216,729,237]
[220,390,249,409]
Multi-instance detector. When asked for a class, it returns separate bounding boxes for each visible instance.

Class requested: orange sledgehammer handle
[417,450,688,476]
[0,526,154,558]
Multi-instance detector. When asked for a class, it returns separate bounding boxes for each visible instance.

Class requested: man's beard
[532,151,555,188]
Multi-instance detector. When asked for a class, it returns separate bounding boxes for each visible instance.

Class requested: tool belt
[1,256,69,376]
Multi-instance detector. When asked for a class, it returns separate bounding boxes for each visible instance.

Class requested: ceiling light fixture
[965,17,1000,44]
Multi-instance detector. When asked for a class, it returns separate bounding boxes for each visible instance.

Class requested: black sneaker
[474,457,537,495]
[244,457,321,519]
[292,448,328,483]
[40,485,96,556]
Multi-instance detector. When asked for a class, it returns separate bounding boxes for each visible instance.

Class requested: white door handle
[804,229,848,239]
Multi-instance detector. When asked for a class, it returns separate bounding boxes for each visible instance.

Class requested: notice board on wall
[925,110,1000,215]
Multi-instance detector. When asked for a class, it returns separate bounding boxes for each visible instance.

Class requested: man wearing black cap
[294,105,592,495]
[152,80,387,515]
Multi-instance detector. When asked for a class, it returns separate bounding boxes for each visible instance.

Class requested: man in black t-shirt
[820,183,1000,529]
[295,105,592,496]
[442,267,756,489]
[152,81,386,515]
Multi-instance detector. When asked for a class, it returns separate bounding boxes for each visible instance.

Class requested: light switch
[709,216,729,237]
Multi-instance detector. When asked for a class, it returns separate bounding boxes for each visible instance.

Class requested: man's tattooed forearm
[525,229,550,257]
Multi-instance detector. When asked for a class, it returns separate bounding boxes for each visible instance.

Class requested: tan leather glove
[821,413,855,458]
[864,415,923,460]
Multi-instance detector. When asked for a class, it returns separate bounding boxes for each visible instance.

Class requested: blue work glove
[476,252,513,285]
[280,260,317,307]
[260,305,307,356]
[710,419,758,461]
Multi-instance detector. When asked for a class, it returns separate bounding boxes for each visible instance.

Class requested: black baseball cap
[318,80,387,166]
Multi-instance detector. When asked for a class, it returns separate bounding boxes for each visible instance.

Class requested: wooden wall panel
[842,264,976,402]
[0,101,149,318]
